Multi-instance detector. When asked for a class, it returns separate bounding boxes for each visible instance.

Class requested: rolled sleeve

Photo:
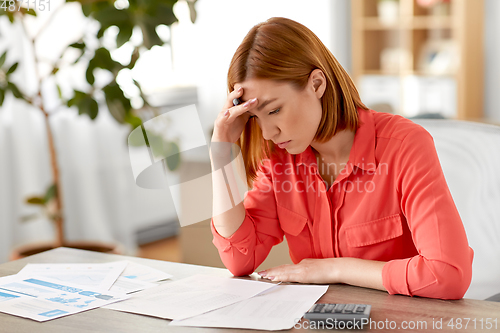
[383,127,473,299]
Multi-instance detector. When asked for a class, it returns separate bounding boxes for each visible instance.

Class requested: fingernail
[237,87,242,92]
[244,98,257,107]
[224,110,229,116]
[258,271,267,277]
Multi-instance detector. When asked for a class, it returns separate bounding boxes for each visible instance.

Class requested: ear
[309,69,326,99]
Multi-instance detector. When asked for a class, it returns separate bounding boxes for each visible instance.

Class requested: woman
[210,17,472,299]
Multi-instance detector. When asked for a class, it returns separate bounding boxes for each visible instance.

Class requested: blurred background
[0,0,498,269]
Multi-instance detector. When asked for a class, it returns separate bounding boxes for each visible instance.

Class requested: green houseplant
[0,0,192,257]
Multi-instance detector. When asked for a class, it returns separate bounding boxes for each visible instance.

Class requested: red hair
[227,17,367,187]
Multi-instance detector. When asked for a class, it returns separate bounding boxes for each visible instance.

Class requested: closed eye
[248,108,280,118]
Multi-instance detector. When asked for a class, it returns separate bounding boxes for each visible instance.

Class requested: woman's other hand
[258,258,386,291]
[257,258,338,284]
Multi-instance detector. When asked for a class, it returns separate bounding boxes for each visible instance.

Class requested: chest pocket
[276,205,309,236]
[345,214,403,247]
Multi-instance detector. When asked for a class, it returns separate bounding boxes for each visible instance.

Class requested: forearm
[212,202,245,238]
[210,145,246,238]
[335,258,387,292]
[260,257,387,292]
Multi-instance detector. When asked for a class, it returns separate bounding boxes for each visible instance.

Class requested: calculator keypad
[310,303,368,314]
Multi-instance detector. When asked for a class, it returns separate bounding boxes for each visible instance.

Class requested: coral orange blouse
[211,109,473,299]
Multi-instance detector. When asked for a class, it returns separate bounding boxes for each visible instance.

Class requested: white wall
[484,0,500,123]
[177,0,341,135]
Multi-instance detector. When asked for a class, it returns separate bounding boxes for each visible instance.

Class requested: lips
[276,140,291,149]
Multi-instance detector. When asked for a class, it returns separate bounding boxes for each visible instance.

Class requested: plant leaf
[7,82,23,99]
[116,23,134,48]
[69,42,85,49]
[94,47,118,71]
[6,62,18,75]
[103,81,131,123]
[124,113,143,130]
[67,90,86,107]
[26,196,45,205]
[25,8,37,16]
[147,133,164,158]
[0,51,6,68]
[141,22,163,49]
[88,97,99,119]
[43,184,57,204]
[165,141,181,171]
[81,3,93,17]
[0,89,4,107]
[16,7,37,16]
[85,66,95,85]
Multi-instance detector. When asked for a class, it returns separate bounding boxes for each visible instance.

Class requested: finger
[225,98,258,123]
[223,86,244,110]
[259,264,292,280]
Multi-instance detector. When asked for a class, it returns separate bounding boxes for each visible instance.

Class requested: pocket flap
[277,205,308,236]
[345,214,403,247]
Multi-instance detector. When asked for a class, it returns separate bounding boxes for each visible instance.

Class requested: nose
[260,121,280,142]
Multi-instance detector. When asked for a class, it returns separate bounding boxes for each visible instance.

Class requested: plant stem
[40,93,65,248]
[20,12,66,247]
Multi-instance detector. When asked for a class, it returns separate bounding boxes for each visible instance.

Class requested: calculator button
[333,304,345,313]
[343,304,356,313]
[355,305,366,313]
[324,304,336,313]
[313,304,326,313]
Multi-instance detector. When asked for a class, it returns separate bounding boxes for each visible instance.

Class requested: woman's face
[238,70,325,154]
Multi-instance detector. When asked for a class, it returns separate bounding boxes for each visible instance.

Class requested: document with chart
[0,274,129,322]
[16,261,128,291]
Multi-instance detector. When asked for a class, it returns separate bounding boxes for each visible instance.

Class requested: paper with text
[169,284,328,330]
[103,274,276,320]
[119,261,172,283]
[110,277,158,294]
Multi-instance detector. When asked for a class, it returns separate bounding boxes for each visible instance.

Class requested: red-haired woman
[210,17,472,300]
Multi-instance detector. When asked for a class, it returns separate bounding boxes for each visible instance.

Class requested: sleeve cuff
[382,258,412,296]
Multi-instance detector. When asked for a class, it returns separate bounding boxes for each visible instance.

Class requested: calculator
[304,303,371,323]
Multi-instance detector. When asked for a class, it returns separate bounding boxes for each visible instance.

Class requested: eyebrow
[247,98,278,115]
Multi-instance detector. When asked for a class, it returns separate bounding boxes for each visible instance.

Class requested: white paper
[169,284,329,330]
[119,261,173,283]
[104,274,276,320]
[16,261,128,291]
[0,274,129,322]
[109,277,158,294]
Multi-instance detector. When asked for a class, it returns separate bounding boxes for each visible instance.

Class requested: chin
[285,143,307,155]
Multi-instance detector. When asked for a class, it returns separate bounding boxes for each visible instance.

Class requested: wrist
[330,258,343,283]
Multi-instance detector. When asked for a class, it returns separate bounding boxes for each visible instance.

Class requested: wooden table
[1,247,499,332]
